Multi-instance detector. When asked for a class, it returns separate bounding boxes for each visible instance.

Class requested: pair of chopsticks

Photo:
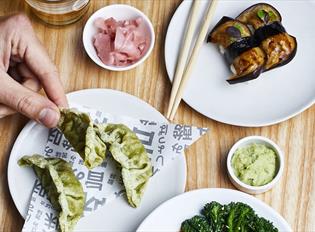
[166,0,218,120]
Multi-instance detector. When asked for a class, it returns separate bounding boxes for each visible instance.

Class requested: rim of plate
[7,88,187,218]
[137,188,292,231]
[164,1,315,127]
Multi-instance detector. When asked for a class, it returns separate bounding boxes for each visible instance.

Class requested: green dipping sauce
[231,143,278,186]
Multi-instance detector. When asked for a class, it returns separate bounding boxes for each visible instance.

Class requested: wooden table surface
[0,0,314,231]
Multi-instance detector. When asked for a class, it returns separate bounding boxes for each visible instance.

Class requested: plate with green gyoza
[8,89,186,231]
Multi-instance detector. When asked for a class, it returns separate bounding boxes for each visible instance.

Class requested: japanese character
[47,128,62,145]
[31,221,38,232]
[33,179,46,198]
[84,197,106,211]
[44,212,58,230]
[158,136,165,144]
[96,110,102,118]
[107,173,117,185]
[101,161,108,168]
[139,119,149,125]
[78,159,84,166]
[70,155,76,161]
[158,125,168,136]
[114,190,125,198]
[55,151,62,158]
[62,139,73,150]
[173,125,192,140]
[157,144,165,154]
[44,145,53,157]
[156,155,164,166]
[133,127,154,154]
[61,152,67,159]
[73,169,85,180]
[45,202,53,209]
[85,170,104,191]
[172,143,183,154]
[152,166,160,176]
[94,116,107,124]
[35,210,43,220]
[198,127,208,136]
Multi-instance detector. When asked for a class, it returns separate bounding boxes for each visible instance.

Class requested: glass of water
[25,0,90,25]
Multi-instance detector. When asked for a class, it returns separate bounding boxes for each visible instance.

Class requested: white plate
[165,0,315,127]
[7,88,186,231]
[137,188,292,231]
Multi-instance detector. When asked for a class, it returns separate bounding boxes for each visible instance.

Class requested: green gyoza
[58,108,152,208]
[58,109,107,169]
[95,123,152,207]
[18,155,85,232]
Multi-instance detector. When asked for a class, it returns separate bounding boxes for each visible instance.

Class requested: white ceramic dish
[227,136,284,194]
[137,188,291,231]
[7,89,186,231]
[165,0,315,127]
[83,4,155,71]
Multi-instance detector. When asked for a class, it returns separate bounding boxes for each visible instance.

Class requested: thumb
[0,71,60,128]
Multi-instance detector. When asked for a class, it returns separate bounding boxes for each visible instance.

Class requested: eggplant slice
[228,47,265,84]
[208,4,297,84]
[236,3,282,30]
[208,16,251,48]
[260,32,297,70]
[208,17,265,84]
[237,3,297,71]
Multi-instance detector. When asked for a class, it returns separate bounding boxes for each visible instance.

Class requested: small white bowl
[227,136,284,194]
[83,4,155,71]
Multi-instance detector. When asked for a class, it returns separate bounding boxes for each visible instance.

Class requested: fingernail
[39,108,59,128]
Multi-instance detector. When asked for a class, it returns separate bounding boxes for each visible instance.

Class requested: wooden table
[0,0,314,231]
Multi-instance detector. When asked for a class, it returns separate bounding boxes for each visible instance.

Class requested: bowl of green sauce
[227,136,284,194]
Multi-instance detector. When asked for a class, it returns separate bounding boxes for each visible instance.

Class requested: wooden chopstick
[166,0,201,118]
[169,0,218,120]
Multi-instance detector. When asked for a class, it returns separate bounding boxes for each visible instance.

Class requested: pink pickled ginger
[93,17,150,67]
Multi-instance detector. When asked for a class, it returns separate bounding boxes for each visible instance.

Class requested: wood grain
[0,0,314,231]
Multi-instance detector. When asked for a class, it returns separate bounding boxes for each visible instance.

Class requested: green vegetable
[181,201,278,232]
[182,216,212,232]
[202,202,227,232]
[268,11,276,21]
[19,155,85,232]
[257,9,266,21]
[248,217,279,232]
[226,202,255,232]
[181,220,198,232]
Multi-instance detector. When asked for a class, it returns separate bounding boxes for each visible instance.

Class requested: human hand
[0,13,68,128]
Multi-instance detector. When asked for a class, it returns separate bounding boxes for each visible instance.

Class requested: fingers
[22,32,68,107]
[0,104,15,118]
[4,13,68,108]
[8,63,41,91]
[0,70,60,128]
[1,63,41,119]
[17,63,41,91]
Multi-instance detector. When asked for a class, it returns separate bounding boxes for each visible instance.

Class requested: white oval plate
[165,0,315,127]
[8,89,186,231]
[137,188,291,231]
